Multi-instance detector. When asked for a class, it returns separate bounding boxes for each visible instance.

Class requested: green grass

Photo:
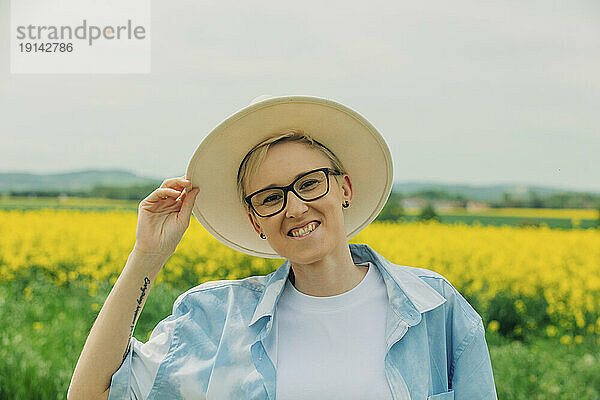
[0,275,180,399]
[1,276,599,399]
[486,331,600,399]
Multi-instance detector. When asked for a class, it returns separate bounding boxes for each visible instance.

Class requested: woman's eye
[299,180,318,190]
[262,194,282,204]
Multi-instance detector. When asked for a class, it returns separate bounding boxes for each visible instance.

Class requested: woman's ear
[247,211,262,235]
[339,173,353,204]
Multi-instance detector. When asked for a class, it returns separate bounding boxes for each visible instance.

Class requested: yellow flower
[515,300,526,313]
[514,325,522,335]
[575,312,586,329]
[587,325,595,334]
[574,335,583,344]
[560,335,572,344]
[91,303,100,311]
[488,320,500,332]
[23,286,33,301]
[546,325,557,337]
[33,322,43,331]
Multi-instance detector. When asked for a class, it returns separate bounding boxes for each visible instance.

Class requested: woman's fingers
[175,185,190,202]
[151,187,183,200]
[160,176,190,189]
[179,188,199,225]
[139,177,196,212]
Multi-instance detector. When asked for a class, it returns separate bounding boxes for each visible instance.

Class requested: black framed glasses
[245,167,342,217]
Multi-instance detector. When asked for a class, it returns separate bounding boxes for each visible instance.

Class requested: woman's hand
[133,175,200,259]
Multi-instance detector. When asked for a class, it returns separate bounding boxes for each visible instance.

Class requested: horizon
[1,167,598,195]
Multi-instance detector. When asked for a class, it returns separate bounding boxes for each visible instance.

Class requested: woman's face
[245,142,353,264]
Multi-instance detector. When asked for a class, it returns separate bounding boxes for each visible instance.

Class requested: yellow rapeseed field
[1,209,599,339]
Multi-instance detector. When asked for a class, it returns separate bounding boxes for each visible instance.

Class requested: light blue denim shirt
[108,243,498,400]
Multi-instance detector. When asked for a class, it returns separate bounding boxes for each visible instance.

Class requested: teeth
[291,222,318,237]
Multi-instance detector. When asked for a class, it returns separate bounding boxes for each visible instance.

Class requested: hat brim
[186,95,393,258]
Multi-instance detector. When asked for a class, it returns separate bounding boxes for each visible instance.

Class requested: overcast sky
[1,0,599,192]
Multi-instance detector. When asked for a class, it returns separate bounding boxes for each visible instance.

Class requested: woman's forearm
[67,249,169,400]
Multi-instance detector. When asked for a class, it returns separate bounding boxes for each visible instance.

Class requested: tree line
[6,184,600,226]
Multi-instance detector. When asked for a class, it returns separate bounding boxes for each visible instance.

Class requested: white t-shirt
[271,261,394,400]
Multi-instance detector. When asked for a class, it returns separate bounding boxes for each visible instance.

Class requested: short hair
[237,128,347,213]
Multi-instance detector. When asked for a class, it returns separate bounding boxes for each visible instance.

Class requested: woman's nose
[285,191,309,217]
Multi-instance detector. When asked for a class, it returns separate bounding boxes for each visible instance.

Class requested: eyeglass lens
[250,170,329,216]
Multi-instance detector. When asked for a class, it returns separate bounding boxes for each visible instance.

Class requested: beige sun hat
[185,95,393,258]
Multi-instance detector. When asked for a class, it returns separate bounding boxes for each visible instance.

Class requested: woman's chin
[282,241,332,266]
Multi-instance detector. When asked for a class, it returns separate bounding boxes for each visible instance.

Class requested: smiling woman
[68,95,498,400]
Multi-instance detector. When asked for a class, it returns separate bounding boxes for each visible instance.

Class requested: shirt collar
[248,243,447,334]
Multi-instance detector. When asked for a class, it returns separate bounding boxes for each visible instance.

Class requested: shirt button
[403,312,416,320]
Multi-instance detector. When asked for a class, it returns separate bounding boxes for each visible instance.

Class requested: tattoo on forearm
[122,277,151,361]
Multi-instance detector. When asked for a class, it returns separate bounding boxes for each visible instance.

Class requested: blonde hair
[237,128,346,213]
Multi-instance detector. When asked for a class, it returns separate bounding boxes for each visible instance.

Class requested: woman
[68,96,497,400]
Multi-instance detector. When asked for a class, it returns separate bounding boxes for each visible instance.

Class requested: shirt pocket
[427,389,455,400]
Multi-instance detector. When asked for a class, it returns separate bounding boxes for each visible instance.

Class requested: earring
[342,201,350,208]
[260,233,267,240]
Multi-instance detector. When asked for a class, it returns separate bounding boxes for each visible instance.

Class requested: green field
[1,195,597,229]
[0,196,138,212]
[401,214,597,229]
[2,198,599,399]
[2,275,599,399]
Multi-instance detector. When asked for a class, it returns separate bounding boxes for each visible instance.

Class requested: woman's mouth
[287,221,320,239]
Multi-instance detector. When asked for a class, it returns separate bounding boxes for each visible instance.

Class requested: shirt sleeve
[108,310,181,400]
[450,317,498,400]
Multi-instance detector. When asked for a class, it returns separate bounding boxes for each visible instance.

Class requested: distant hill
[393,182,600,203]
[0,169,160,193]
[0,169,597,204]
